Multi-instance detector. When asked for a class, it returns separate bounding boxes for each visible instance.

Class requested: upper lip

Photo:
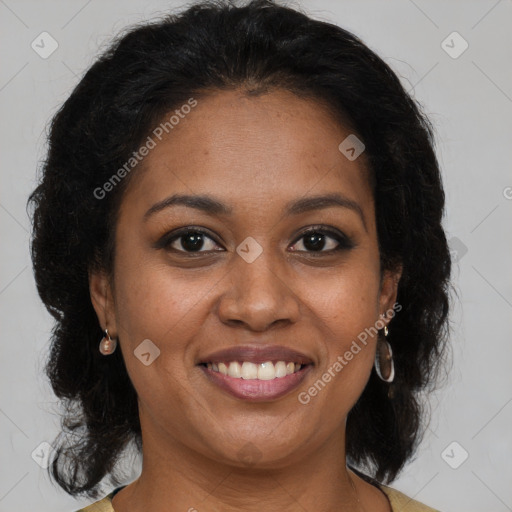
[197,345,314,366]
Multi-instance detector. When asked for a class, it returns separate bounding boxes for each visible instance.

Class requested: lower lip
[198,364,313,402]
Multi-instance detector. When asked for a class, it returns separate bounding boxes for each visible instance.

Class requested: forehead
[120,88,374,221]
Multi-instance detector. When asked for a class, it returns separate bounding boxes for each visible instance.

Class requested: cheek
[293,265,381,423]
[304,262,381,381]
[111,248,211,388]
[116,271,198,336]
[112,224,208,341]
[112,266,210,416]
[306,258,381,331]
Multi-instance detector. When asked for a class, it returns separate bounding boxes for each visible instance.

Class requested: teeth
[258,361,275,380]
[275,361,287,378]
[207,360,306,380]
[241,361,258,379]
[228,361,241,378]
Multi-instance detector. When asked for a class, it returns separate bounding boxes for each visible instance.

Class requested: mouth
[196,345,314,402]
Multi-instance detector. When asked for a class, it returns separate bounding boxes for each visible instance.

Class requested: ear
[378,264,402,326]
[89,268,117,334]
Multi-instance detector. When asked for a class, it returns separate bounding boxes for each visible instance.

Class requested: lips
[196,345,314,401]
[196,345,314,366]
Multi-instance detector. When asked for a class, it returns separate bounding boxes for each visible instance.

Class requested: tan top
[75,484,440,511]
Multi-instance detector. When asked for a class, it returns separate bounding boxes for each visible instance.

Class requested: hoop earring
[99,329,117,355]
[374,325,394,383]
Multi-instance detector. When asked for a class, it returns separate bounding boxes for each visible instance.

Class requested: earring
[374,325,394,382]
[99,329,117,355]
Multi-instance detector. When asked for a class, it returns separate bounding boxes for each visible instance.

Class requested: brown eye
[157,228,224,253]
[289,227,355,253]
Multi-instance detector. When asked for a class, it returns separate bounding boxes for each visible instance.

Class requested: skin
[90,88,402,512]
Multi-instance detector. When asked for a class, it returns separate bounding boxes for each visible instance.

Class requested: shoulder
[378,484,441,512]
[73,484,441,512]
[73,491,115,512]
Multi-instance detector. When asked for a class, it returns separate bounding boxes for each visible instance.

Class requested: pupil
[304,232,325,251]
[182,233,204,251]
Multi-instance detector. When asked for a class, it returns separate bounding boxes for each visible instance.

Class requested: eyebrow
[144,192,367,231]
[144,194,232,219]
[285,193,367,231]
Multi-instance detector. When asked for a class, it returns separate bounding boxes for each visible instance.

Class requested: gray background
[1,1,511,511]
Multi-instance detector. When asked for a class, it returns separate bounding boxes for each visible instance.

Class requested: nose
[216,250,301,332]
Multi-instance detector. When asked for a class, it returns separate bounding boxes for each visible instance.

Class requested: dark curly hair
[28,0,452,499]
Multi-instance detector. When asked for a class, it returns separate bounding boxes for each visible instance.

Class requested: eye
[289,226,354,253]
[156,225,354,255]
[157,228,223,253]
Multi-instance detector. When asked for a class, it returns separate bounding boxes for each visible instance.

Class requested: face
[90,88,401,469]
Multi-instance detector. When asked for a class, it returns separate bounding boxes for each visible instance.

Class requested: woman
[29,1,451,511]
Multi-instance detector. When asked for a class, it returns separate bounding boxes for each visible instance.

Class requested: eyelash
[155,225,355,255]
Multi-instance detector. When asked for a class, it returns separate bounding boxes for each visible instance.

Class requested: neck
[116,422,363,512]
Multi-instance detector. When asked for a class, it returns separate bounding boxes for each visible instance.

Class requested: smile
[203,360,303,379]
[196,344,314,401]
[198,361,313,401]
